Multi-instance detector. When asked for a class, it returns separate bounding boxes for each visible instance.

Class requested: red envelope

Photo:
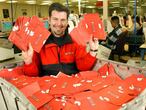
[63,101,80,110]
[46,98,66,110]
[89,77,115,92]
[124,74,146,92]
[9,75,39,90]
[9,29,28,51]
[49,76,83,95]
[70,13,107,46]
[27,16,51,52]
[73,91,119,110]
[77,19,91,44]
[27,91,53,109]
[38,76,56,89]
[83,13,107,40]
[9,16,51,52]
[78,71,98,79]
[20,81,40,97]
[97,63,122,81]
[8,16,30,51]
[70,27,89,46]
[96,81,139,106]
[0,66,24,81]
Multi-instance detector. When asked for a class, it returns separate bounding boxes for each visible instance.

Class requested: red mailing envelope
[70,13,106,46]
[46,98,67,110]
[73,91,119,110]
[45,96,79,110]
[27,16,51,53]
[63,101,80,110]
[124,74,146,92]
[27,91,53,109]
[49,76,83,95]
[83,13,107,40]
[70,27,89,46]
[9,16,30,51]
[9,75,39,90]
[97,63,122,81]
[78,71,98,79]
[96,81,139,106]
[20,81,40,97]
[87,77,115,92]
[37,76,56,89]
[9,16,51,52]
[0,66,24,81]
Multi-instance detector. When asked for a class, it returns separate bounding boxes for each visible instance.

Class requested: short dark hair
[48,2,70,18]
[111,16,119,24]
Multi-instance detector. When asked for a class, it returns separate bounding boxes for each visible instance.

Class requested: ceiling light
[0,0,6,2]
[85,6,96,8]
[81,0,89,3]
[41,1,52,4]
[42,1,52,3]
[25,0,36,4]
[110,2,120,4]
[6,0,18,3]
[40,3,50,5]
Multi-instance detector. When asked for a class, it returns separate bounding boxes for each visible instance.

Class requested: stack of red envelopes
[9,75,53,109]
[70,13,107,46]
[4,63,146,110]
[9,16,51,53]
[0,66,24,80]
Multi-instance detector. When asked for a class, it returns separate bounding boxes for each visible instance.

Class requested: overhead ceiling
[0,0,146,8]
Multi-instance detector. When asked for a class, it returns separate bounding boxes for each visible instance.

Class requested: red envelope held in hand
[70,13,106,46]
[9,16,51,53]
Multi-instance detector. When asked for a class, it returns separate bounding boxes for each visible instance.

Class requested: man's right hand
[22,43,34,65]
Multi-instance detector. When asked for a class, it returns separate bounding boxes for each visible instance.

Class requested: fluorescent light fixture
[40,1,52,5]
[25,0,36,4]
[6,0,18,3]
[81,0,89,3]
[111,2,120,4]
[40,3,49,5]
[0,0,6,2]
[42,1,52,3]
[85,6,96,8]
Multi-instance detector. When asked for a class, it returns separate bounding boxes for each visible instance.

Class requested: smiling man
[22,2,98,77]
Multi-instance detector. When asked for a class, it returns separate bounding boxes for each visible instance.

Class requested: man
[101,16,127,60]
[22,2,98,77]
[102,16,124,50]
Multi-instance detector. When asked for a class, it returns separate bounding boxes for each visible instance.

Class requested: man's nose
[57,20,62,26]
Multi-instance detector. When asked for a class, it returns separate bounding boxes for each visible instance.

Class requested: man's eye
[61,20,67,23]
[53,18,58,21]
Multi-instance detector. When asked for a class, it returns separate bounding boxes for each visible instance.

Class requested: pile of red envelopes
[70,13,107,46]
[8,16,51,53]
[0,66,24,80]
[4,63,146,110]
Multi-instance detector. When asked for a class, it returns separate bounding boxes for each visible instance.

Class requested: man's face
[111,20,116,28]
[49,10,68,37]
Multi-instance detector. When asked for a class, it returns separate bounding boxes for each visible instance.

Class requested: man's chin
[54,32,64,36]
[54,32,64,37]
